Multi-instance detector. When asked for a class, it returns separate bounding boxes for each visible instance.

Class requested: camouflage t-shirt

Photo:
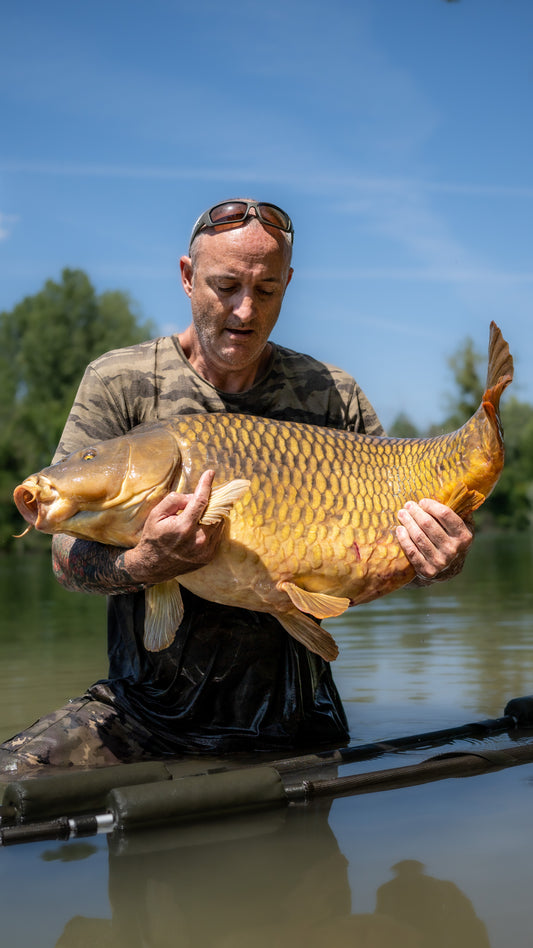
[55,334,384,754]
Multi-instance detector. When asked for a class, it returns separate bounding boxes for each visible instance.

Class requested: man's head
[179,199,294,392]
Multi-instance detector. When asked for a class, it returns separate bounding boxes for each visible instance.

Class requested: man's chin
[220,336,262,362]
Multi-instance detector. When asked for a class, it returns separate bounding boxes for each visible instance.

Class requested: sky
[1,0,531,430]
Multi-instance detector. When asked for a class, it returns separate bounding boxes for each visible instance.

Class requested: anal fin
[277,611,339,662]
[278,580,350,619]
[143,578,184,652]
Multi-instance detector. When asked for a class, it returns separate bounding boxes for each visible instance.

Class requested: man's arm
[52,471,224,594]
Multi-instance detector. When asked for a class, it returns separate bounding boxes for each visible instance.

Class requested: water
[0,532,532,947]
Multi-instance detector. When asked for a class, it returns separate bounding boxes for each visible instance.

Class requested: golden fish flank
[14,322,513,662]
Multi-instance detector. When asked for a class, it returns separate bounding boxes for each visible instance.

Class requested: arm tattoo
[52,534,146,596]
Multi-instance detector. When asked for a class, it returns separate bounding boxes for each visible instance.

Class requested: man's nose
[233,291,255,320]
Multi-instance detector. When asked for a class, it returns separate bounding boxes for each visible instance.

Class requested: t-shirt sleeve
[52,364,131,462]
[345,383,385,436]
[326,364,384,436]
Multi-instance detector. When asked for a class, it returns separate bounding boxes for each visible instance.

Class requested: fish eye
[82,450,97,461]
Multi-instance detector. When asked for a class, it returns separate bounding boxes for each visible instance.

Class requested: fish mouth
[13,477,43,526]
[13,475,71,532]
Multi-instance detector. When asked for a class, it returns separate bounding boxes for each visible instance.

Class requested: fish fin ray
[199,479,251,525]
[484,322,513,410]
[143,579,184,651]
[446,483,486,517]
[277,611,339,662]
[486,322,514,390]
[277,580,350,619]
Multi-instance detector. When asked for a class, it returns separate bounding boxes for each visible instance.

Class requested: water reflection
[41,842,100,863]
[53,806,490,948]
[375,859,490,948]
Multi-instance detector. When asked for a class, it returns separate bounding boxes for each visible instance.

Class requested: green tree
[388,412,421,439]
[442,337,485,430]
[1,269,155,547]
[486,397,533,530]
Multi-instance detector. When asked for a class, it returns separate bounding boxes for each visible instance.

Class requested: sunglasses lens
[209,202,248,225]
[257,204,291,231]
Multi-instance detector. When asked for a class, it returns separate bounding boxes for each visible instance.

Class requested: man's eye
[218,284,236,293]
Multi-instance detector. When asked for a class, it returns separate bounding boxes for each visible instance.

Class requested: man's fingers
[416,498,475,550]
[397,501,452,575]
[142,471,217,533]
[182,470,216,524]
[152,491,190,517]
[418,498,466,535]
[397,503,440,551]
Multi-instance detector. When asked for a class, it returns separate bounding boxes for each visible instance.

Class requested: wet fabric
[107,588,350,754]
[0,684,160,781]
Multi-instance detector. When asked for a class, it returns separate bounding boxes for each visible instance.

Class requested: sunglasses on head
[189,200,294,251]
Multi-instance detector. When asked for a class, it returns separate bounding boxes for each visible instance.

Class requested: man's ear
[284,267,294,293]
[179,256,193,298]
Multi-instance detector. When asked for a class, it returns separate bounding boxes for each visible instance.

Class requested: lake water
[1,531,532,947]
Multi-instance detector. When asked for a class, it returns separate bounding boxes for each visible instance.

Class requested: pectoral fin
[143,579,184,652]
[446,482,485,517]
[277,580,350,619]
[199,479,251,525]
[277,611,339,662]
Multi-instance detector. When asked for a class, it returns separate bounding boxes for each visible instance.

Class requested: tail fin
[457,323,513,504]
[484,321,514,410]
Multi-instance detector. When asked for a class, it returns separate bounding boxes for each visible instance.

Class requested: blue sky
[1,0,531,429]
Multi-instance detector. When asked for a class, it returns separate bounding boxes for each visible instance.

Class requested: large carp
[14,322,513,662]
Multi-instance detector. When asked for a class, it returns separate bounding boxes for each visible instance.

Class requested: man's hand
[123,470,224,585]
[396,498,474,585]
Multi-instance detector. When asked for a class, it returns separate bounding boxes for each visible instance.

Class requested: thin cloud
[0,160,261,181]
[2,160,533,201]
[0,213,19,241]
[300,266,533,284]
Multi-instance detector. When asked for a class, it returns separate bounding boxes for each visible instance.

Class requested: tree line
[1,269,531,549]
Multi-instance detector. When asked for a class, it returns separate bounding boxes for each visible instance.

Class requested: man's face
[181,222,293,381]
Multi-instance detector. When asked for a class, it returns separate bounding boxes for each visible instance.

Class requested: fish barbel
[14,322,513,661]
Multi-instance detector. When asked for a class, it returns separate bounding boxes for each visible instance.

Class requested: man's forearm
[52,534,146,596]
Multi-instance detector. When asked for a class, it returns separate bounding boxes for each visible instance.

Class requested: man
[0,200,472,776]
